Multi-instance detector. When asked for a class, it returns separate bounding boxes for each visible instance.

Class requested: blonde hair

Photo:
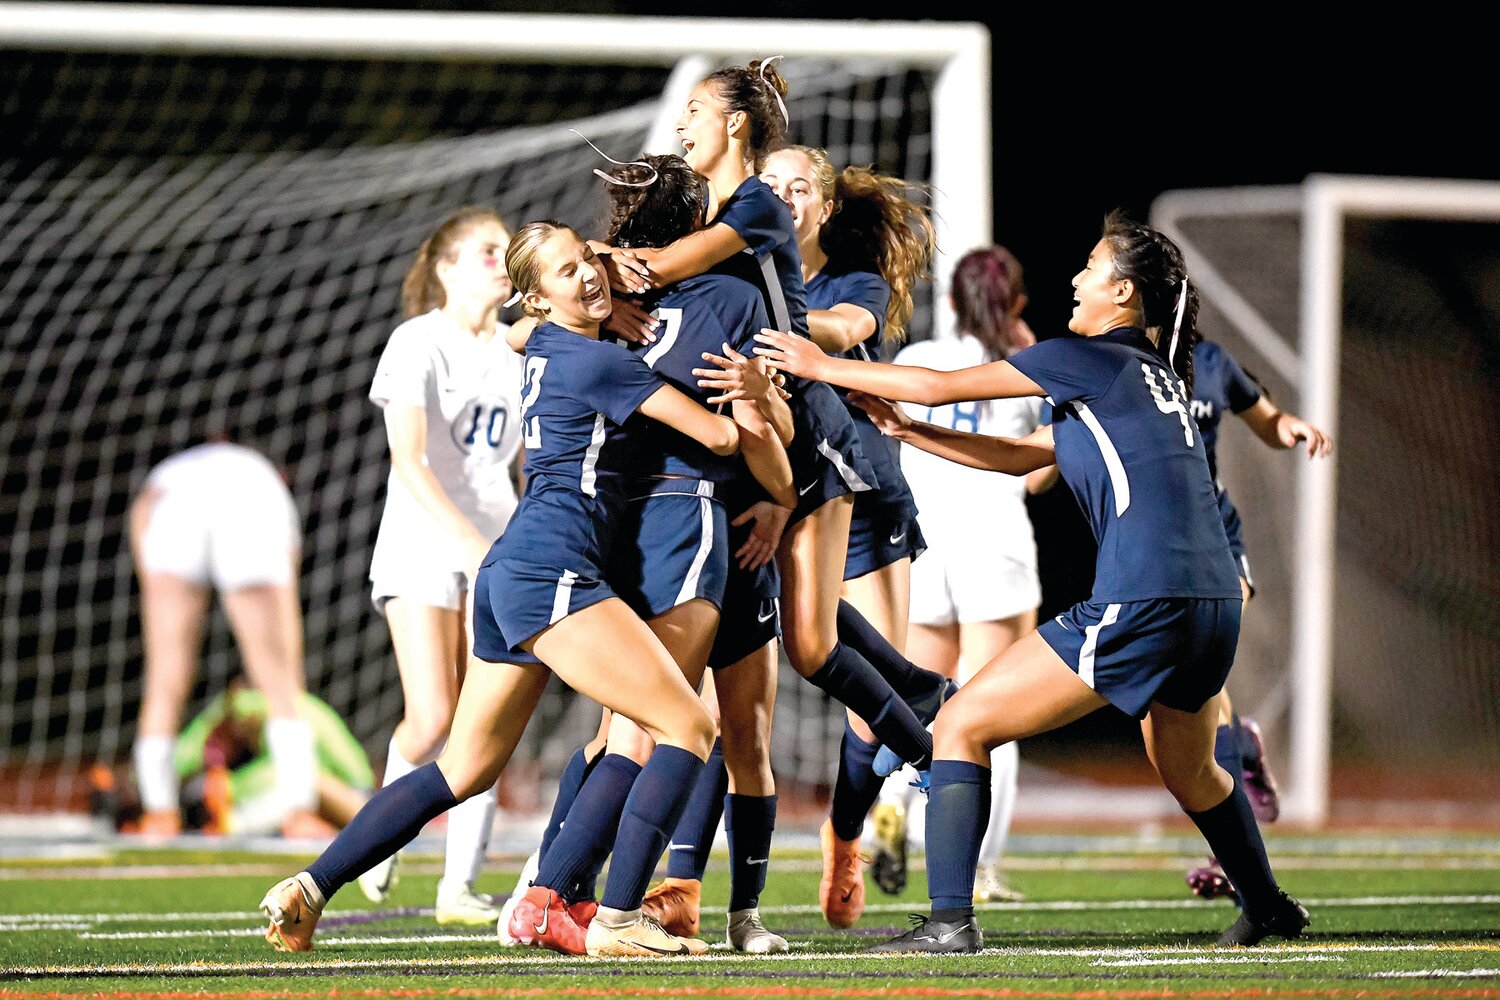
[400,207,507,319]
[504,220,579,320]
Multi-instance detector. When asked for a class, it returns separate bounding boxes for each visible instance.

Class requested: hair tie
[502,291,522,308]
[757,55,790,127]
[569,128,657,188]
[1167,278,1189,370]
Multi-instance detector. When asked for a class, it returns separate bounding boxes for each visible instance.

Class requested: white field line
[7,941,1500,977]
[3,893,1497,929]
[1372,969,1500,978]
[1094,955,1345,966]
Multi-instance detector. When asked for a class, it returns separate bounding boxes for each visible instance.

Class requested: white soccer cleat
[585,908,709,958]
[496,847,541,946]
[727,907,788,954]
[435,880,501,927]
[356,852,399,903]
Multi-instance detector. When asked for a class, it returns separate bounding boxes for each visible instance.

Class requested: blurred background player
[870,244,1052,903]
[127,440,319,838]
[1184,334,1332,899]
[355,207,525,927]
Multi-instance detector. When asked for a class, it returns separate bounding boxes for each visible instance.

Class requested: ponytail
[702,58,791,165]
[1100,209,1200,395]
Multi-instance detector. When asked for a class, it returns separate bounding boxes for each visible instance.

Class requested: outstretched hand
[849,391,913,438]
[694,342,773,404]
[753,329,828,381]
[1278,414,1333,458]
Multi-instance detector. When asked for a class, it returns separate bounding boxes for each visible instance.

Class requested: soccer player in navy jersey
[588,59,951,932]
[1185,337,1331,898]
[258,222,744,959]
[758,211,1311,952]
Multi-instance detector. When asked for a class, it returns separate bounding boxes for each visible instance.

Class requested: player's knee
[1159,757,1231,811]
[781,626,834,676]
[401,714,452,762]
[673,704,717,760]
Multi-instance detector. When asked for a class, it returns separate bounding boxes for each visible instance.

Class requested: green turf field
[2,832,1497,998]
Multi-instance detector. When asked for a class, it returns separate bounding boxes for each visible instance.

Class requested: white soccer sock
[379,732,425,788]
[875,764,917,809]
[266,716,318,812]
[977,740,1019,866]
[133,734,179,813]
[441,784,497,891]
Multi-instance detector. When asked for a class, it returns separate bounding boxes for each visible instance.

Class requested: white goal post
[0,1,991,338]
[1154,174,1500,826]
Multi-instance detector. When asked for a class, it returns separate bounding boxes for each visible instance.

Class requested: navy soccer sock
[1187,786,1282,920]
[306,762,457,901]
[666,739,727,881]
[807,642,932,770]
[924,759,990,914]
[535,753,642,903]
[600,745,705,911]
[538,745,601,865]
[1215,722,1245,794]
[725,793,777,912]
[829,720,882,842]
[836,600,945,702]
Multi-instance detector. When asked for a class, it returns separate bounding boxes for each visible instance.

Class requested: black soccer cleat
[1216,890,1310,946]
[867,913,983,954]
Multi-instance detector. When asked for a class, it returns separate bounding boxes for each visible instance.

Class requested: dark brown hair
[1101,209,1200,394]
[702,59,790,166]
[951,244,1034,360]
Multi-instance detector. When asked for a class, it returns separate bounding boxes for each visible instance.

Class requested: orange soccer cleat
[819,818,866,928]
[505,885,588,956]
[640,876,702,937]
[136,809,182,839]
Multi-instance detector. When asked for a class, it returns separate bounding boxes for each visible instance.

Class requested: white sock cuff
[266,717,317,811]
[133,734,179,812]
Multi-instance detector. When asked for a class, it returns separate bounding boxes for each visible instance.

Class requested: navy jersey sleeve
[719,183,790,257]
[833,271,891,344]
[1008,336,1123,406]
[1218,345,1264,413]
[578,340,664,426]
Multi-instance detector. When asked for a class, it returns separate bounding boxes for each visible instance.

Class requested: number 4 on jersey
[1141,362,1194,446]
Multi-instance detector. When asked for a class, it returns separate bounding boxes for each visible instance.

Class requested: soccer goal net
[1152,177,1500,826]
[0,4,990,817]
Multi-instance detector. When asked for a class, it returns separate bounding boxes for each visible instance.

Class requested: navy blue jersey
[1008,327,1240,602]
[806,266,892,371]
[712,176,808,337]
[619,272,770,482]
[1190,339,1263,483]
[513,322,662,500]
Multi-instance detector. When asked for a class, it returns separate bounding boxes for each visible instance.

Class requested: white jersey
[892,335,1043,564]
[369,309,523,578]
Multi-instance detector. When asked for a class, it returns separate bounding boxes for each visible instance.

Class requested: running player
[258,222,739,959]
[1184,335,1331,898]
[757,210,1311,952]
[355,207,524,927]
[871,245,1049,902]
[128,440,319,839]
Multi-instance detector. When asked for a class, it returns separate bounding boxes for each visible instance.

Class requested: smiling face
[436,220,512,307]
[523,229,611,332]
[675,80,738,174]
[1069,239,1135,337]
[759,147,832,249]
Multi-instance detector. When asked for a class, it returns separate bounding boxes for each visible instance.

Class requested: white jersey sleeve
[369,321,435,411]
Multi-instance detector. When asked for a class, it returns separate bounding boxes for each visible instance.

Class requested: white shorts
[370,568,469,614]
[139,489,299,591]
[908,540,1041,628]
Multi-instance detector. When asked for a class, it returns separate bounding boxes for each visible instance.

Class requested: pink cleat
[1238,717,1281,823]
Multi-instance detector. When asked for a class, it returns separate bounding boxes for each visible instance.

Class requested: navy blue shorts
[1036,597,1242,719]
[788,381,877,524]
[1216,489,1254,596]
[707,516,782,670]
[844,500,926,580]
[472,555,617,662]
[608,479,729,620]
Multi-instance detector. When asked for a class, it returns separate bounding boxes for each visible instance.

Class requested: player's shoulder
[386,309,446,343]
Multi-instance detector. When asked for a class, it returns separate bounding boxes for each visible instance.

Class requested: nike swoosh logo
[533,903,550,937]
[667,842,694,850]
[798,481,818,495]
[1055,616,1070,631]
[933,922,974,944]
[631,940,690,956]
[889,530,906,544]
[747,857,768,865]
[840,889,855,902]
[757,608,776,623]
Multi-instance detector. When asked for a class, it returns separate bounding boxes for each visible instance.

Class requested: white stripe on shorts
[675,496,715,607]
[1071,402,1130,515]
[817,438,873,492]
[1078,603,1121,689]
[550,569,579,625]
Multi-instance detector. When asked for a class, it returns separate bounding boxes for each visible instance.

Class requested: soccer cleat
[867,912,983,954]
[972,862,1025,903]
[869,801,908,895]
[567,898,598,930]
[641,876,702,937]
[260,872,325,952]
[1186,857,1239,903]
[585,910,709,958]
[1216,890,1310,946]
[1238,717,1282,823]
[819,818,866,928]
[873,679,958,777]
[727,907,788,953]
[496,848,541,946]
[435,880,502,927]
[136,808,182,839]
[505,885,587,955]
[356,852,399,904]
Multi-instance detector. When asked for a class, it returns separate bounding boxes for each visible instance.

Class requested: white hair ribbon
[502,290,522,308]
[1167,278,1189,369]
[569,128,657,188]
[758,55,790,127]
